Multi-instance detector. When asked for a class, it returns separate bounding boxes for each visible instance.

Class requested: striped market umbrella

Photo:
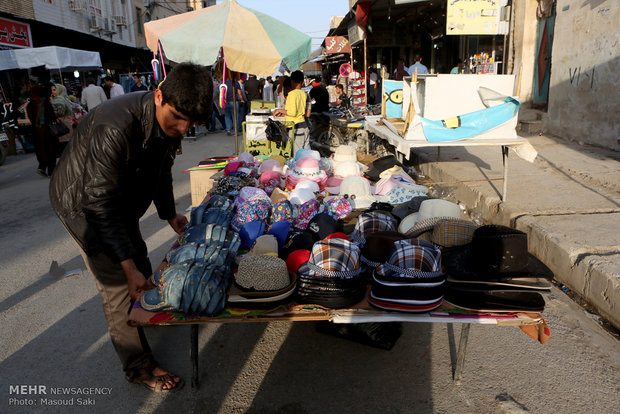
[144,0,312,76]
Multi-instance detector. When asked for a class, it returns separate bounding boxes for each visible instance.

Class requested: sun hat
[332,145,357,163]
[293,199,321,230]
[271,199,294,224]
[259,159,284,174]
[250,234,279,256]
[369,239,446,313]
[270,187,290,204]
[269,154,287,167]
[373,176,400,196]
[224,161,243,176]
[234,186,271,210]
[391,196,434,221]
[350,211,398,247]
[337,176,376,210]
[295,148,321,161]
[289,187,316,206]
[259,170,282,186]
[397,199,461,234]
[325,176,343,194]
[333,160,362,178]
[376,183,428,205]
[285,157,328,190]
[295,180,320,193]
[377,165,416,184]
[236,151,255,165]
[231,199,271,232]
[323,197,353,220]
[442,225,554,281]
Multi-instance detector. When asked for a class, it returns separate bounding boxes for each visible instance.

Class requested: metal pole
[454,323,471,385]
[58,69,63,85]
[364,35,367,107]
[233,77,239,155]
[502,145,509,202]
[191,325,200,389]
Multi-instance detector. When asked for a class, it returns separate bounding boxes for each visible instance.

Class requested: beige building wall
[546,1,620,149]
[508,0,538,102]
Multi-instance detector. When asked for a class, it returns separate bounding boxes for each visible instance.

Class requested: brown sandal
[126,363,185,393]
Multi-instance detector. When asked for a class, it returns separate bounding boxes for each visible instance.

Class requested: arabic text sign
[446,0,502,35]
[325,36,351,54]
[0,17,32,48]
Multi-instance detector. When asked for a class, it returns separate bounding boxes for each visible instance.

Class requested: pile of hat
[140,195,241,316]
[139,145,553,316]
[442,225,553,312]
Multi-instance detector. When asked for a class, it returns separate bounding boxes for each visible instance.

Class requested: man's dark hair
[336,83,344,91]
[103,76,113,82]
[86,77,95,85]
[290,70,304,85]
[160,62,213,121]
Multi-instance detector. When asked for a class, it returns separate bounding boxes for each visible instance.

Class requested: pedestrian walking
[80,78,107,111]
[104,76,125,98]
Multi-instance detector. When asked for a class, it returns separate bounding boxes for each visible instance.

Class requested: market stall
[128,145,554,389]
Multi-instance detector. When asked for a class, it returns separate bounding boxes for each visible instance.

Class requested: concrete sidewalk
[410,133,620,330]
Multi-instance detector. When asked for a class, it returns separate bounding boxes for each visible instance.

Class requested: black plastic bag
[265,118,289,149]
[316,321,402,350]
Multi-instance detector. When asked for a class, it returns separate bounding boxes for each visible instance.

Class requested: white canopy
[0,46,102,71]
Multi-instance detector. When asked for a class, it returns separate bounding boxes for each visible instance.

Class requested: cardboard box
[190,168,218,206]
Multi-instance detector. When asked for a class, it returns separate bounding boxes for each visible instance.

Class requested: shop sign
[325,36,351,54]
[0,17,32,48]
[446,0,509,35]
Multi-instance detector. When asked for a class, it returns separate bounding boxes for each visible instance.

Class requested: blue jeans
[224,102,239,132]
[210,110,225,132]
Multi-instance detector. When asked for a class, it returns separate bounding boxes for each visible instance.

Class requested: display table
[128,296,545,388]
[364,115,538,201]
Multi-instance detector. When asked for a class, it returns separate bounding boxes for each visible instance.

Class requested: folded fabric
[375,182,428,205]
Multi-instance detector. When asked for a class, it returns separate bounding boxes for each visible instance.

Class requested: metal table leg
[502,146,509,202]
[454,323,471,385]
[191,324,200,389]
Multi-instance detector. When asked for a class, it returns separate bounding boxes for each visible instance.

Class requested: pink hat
[259,159,283,175]
[325,176,343,195]
[259,170,282,186]
[373,176,400,195]
[285,157,327,191]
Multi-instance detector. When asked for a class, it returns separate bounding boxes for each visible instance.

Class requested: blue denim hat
[142,262,192,311]
[190,195,234,226]
[182,262,206,314]
[239,220,266,249]
[267,220,291,249]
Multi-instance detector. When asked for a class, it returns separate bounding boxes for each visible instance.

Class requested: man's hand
[273,108,286,117]
[121,259,154,300]
[168,214,188,234]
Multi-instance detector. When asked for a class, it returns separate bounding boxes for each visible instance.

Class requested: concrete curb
[411,139,620,329]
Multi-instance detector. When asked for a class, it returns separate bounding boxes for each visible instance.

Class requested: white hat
[295,180,320,193]
[333,145,357,163]
[338,176,376,210]
[289,187,316,205]
[334,160,362,178]
[398,199,461,234]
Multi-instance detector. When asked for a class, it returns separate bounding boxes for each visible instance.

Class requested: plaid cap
[350,211,397,246]
[375,239,444,281]
[300,238,363,279]
[430,219,478,247]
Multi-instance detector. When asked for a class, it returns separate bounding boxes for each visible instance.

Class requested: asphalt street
[0,131,618,414]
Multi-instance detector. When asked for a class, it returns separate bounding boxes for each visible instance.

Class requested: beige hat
[235,255,291,291]
[250,235,279,256]
[333,145,357,163]
[338,176,376,210]
[398,199,461,234]
[270,187,290,204]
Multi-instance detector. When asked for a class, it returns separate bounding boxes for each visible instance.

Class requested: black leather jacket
[50,91,180,263]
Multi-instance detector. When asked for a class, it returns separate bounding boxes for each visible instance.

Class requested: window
[89,0,102,16]
[136,7,142,34]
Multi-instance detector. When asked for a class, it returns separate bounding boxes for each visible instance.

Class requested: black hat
[443,225,553,281]
[365,155,409,182]
[306,213,341,242]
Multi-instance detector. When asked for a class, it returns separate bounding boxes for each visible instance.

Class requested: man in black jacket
[50,63,212,392]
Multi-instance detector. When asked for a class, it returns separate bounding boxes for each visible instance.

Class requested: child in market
[273,70,310,153]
